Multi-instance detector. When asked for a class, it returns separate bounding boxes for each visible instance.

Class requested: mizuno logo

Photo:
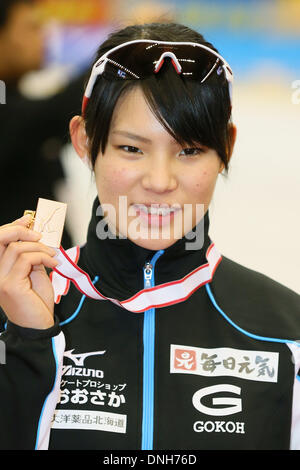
[64,349,106,366]
[61,365,104,378]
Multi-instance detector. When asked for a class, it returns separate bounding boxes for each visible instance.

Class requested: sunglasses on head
[82,39,234,116]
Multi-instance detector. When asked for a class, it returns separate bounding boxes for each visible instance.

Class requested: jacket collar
[78,197,218,301]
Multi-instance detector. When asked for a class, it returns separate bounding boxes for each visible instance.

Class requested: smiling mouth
[130,204,183,229]
[132,203,182,216]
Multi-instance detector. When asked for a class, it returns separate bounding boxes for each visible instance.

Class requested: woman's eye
[180,148,204,157]
[117,145,204,157]
[119,145,142,154]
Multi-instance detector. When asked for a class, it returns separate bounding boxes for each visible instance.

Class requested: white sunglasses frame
[82,39,234,114]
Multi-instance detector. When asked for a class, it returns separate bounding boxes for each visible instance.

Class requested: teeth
[136,205,177,216]
[148,207,174,216]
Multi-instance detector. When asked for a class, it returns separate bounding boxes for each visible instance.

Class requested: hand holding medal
[0,199,67,329]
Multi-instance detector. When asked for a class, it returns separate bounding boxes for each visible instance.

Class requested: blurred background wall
[7,0,300,293]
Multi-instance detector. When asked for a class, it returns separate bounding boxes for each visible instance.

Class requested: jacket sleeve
[0,310,65,450]
[287,343,300,450]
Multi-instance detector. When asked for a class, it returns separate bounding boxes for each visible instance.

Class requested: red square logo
[174,349,196,371]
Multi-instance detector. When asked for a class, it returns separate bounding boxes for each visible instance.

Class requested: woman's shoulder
[211,254,300,341]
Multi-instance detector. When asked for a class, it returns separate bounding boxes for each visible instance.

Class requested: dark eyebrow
[112,130,152,144]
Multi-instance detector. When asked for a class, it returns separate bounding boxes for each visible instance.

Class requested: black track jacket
[1,197,300,450]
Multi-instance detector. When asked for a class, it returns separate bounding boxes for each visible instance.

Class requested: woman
[0,22,299,451]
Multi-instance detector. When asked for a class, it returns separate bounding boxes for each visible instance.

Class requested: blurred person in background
[0,0,85,248]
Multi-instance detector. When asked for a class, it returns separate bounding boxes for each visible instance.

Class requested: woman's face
[92,87,233,250]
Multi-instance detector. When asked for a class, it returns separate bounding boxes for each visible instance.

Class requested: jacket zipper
[141,251,164,450]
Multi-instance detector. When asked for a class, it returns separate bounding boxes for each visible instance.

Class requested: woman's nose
[141,155,178,193]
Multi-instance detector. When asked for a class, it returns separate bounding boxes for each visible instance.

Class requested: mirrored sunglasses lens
[103,42,223,81]
[104,43,154,79]
[173,45,220,79]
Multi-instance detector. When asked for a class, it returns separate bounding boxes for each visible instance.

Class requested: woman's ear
[69,116,92,169]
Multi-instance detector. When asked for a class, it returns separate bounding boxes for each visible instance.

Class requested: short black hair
[0,0,33,29]
[83,22,234,174]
